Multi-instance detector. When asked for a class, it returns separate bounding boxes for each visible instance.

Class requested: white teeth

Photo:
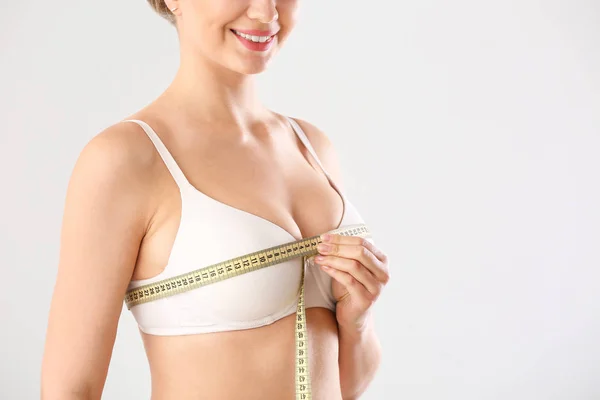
[233,30,273,43]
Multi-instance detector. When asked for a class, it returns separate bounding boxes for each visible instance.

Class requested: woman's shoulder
[70,114,163,202]
[82,112,162,172]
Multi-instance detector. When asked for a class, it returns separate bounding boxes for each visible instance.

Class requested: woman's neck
[162,53,269,128]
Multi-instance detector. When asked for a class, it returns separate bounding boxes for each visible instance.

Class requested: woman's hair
[147,0,176,25]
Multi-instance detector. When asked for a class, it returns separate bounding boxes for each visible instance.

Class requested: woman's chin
[230,56,275,75]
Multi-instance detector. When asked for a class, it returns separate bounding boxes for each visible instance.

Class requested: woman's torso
[124,105,366,399]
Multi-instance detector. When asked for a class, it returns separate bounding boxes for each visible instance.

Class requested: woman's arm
[338,314,382,399]
[292,117,385,399]
[41,124,153,400]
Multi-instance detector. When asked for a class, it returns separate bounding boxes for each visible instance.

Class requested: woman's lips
[231,29,278,52]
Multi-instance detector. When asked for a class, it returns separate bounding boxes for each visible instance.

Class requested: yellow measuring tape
[125,223,371,399]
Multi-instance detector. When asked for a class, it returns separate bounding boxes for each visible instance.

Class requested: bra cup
[304,256,335,310]
[173,206,304,325]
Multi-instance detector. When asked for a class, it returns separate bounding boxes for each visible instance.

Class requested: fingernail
[321,265,330,270]
[320,234,331,242]
[315,255,325,262]
[318,243,331,253]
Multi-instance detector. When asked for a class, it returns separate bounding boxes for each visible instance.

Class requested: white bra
[123,117,367,335]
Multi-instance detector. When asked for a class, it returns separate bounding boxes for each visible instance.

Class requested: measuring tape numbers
[125,223,371,400]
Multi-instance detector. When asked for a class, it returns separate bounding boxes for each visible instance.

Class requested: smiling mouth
[230,29,276,43]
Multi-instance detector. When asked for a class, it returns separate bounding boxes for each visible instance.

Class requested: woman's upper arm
[41,124,152,399]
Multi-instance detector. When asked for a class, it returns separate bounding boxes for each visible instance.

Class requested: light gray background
[1,1,599,399]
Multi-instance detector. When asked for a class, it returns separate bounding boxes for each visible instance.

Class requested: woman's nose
[247,0,279,24]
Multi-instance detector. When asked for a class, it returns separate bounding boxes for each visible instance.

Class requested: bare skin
[41,1,386,399]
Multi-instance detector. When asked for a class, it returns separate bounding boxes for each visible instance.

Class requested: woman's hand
[314,233,390,332]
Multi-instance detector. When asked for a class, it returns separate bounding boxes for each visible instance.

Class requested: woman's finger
[317,239,390,284]
[321,233,388,263]
[314,255,381,297]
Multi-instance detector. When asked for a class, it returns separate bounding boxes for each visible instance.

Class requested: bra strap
[123,119,191,191]
[287,117,332,180]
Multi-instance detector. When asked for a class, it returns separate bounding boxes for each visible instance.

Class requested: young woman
[41,1,390,399]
